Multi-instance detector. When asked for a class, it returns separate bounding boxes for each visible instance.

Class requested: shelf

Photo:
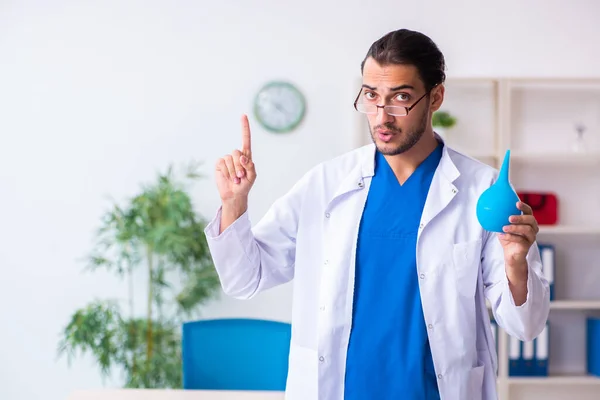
[509,151,600,165]
[538,226,600,235]
[508,374,600,385]
[550,301,600,310]
[439,77,600,400]
[488,301,600,311]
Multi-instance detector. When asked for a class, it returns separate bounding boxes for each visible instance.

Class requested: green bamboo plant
[57,161,221,388]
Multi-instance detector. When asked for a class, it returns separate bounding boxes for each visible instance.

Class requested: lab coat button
[320,305,325,311]
[419,223,424,229]
[428,324,433,329]
[358,181,364,188]
[325,212,331,218]
[324,260,329,265]
[420,273,425,279]
[437,374,442,379]
[319,356,325,362]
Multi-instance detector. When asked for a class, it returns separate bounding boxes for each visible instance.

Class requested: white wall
[1,1,599,399]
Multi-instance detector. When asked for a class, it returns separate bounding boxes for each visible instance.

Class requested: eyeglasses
[353,85,437,117]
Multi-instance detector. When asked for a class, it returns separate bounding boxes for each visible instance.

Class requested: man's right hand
[215,114,257,232]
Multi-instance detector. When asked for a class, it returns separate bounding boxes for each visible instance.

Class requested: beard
[369,105,429,156]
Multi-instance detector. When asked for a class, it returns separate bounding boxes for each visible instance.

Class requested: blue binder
[509,330,548,377]
[509,335,521,376]
[538,244,555,301]
[522,339,535,376]
[489,319,499,377]
[587,318,600,377]
[490,319,498,354]
[534,323,549,376]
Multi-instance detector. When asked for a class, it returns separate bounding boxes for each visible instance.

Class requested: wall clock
[253,81,306,133]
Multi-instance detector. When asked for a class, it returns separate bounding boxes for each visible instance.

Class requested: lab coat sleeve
[203,172,310,300]
[481,230,551,341]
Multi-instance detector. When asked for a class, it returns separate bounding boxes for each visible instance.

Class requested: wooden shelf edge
[538,226,600,235]
[488,300,600,310]
[550,301,600,310]
[507,374,600,385]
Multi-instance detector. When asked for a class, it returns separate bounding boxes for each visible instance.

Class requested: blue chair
[182,318,291,391]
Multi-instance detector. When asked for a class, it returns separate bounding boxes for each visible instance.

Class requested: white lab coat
[204,142,550,400]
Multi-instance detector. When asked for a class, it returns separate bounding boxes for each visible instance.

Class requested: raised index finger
[241,114,252,157]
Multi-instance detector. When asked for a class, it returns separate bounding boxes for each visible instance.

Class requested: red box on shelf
[516,192,558,225]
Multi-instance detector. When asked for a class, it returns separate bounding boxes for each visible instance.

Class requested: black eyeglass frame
[353,84,439,116]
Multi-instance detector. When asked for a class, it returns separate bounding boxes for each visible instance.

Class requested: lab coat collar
[329,135,461,210]
[358,135,461,183]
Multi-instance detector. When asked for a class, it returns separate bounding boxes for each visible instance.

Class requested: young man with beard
[204,29,550,400]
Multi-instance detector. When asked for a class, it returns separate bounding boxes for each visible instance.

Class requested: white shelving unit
[354,76,600,400]
[550,301,600,310]
[452,77,600,400]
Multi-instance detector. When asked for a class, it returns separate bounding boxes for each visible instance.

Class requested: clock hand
[273,102,288,117]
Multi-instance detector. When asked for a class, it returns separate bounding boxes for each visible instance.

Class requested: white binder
[540,245,555,300]
[523,340,534,376]
[509,335,521,376]
[535,323,549,376]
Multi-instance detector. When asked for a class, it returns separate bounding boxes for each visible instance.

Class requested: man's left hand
[499,201,539,269]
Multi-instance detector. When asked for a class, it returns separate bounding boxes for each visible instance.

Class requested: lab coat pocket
[461,349,487,400]
[453,239,483,299]
[285,344,318,400]
[468,364,485,400]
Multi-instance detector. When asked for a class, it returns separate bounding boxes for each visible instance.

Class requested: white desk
[67,389,285,400]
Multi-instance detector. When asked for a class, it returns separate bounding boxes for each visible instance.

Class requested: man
[204,29,550,400]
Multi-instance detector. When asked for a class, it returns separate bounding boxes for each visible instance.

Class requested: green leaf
[432,110,457,128]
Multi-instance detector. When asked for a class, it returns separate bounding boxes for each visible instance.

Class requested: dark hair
[361,29,446,91]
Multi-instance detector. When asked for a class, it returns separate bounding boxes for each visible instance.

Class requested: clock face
[253,81,306,133]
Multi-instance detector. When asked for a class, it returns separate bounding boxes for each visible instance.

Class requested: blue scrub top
[344,143,443,400]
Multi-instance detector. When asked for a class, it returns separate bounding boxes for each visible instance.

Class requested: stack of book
[508,323,550,377]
